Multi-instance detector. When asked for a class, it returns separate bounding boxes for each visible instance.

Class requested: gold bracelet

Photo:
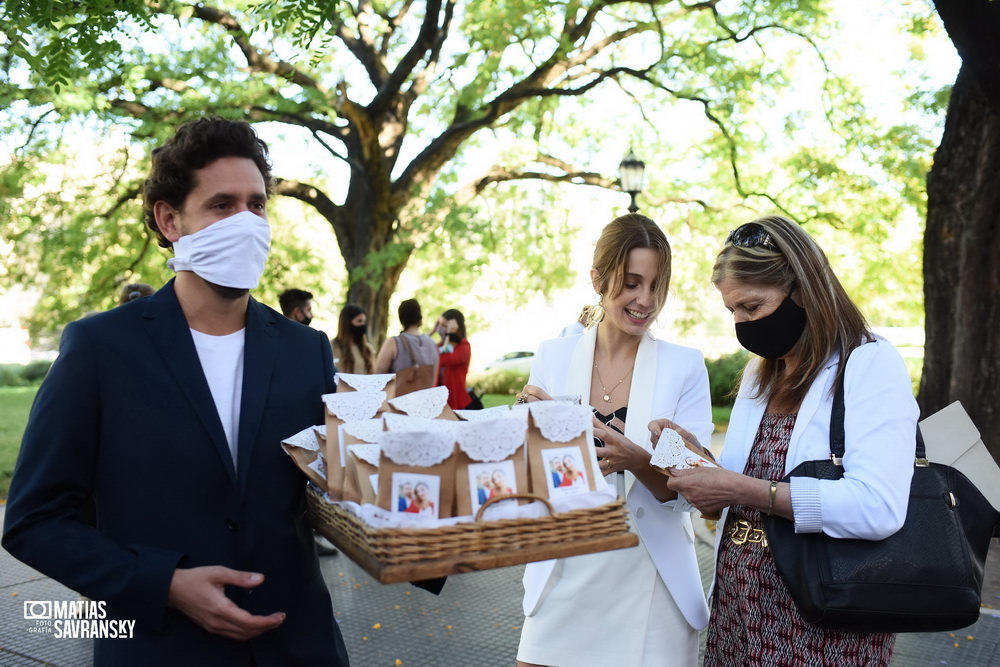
[767,481,778,516]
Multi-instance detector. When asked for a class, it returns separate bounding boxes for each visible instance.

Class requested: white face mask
[167,211,271,289]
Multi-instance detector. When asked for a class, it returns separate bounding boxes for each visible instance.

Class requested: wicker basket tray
[306,486,638,583]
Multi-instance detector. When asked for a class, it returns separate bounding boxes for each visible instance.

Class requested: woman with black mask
[662,215,917,666]
[434,308,472,409]
[332,304,375,374]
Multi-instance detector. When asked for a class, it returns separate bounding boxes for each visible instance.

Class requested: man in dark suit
[2,118,350,666]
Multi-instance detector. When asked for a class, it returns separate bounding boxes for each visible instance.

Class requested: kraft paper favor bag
[454,414,529,516]
[385,385,457,420]
[280,425,327,489]
[376,429,457,519]
[919,400,1000,511]
[344,443,381,505]
[336,372,397,399]
[525,401,602,500]
[322,390,386,499]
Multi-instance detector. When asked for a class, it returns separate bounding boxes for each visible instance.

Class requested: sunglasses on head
[726,222,776,250]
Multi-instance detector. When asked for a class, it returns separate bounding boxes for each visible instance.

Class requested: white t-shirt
[190,328,246,465]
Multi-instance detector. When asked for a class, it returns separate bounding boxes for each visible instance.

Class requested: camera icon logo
[23,601,52,620]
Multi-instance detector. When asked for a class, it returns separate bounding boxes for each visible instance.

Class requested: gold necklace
[593,359,634,403]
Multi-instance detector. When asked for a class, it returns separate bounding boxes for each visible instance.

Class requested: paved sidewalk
[2,504,999,666]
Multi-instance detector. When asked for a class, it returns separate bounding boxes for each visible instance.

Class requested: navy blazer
[2,281,348,666]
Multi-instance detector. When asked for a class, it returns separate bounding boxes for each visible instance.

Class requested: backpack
[393,335,438,396]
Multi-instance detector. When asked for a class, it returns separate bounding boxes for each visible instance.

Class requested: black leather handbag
[763,365,1000,633]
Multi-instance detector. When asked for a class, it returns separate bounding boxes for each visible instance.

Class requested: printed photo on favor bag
[467,460,518,513]
[393,472,440,517]
[546,446,589,497]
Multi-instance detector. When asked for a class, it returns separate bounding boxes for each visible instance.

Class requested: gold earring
[590,293,605,324]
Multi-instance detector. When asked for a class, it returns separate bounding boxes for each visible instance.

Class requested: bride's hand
[515,384,551,404]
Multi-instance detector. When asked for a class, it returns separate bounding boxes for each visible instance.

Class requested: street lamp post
[618,149,646,213]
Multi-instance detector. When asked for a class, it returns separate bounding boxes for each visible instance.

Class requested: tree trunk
[345,259,406,351]
[921,62,1000,462]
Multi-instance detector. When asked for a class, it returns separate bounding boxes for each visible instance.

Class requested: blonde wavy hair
[591,213,672,322]
[712,215,872,405]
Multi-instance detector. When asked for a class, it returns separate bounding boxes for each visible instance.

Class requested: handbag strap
[396,334,421,368]
[830,348,925,464]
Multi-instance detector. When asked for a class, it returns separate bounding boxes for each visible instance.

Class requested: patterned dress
[704,413,894,667]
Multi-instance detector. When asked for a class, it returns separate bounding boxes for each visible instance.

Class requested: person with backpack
[374,298,439,395]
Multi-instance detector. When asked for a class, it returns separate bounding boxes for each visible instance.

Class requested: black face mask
[447,332,462,343]
[299,316,313,327]
[351,323,367,339]
[735,296,807,360]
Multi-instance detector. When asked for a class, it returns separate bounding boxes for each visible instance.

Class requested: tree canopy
[1,0,946,347]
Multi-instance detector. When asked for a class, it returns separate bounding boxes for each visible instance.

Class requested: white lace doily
[347,443,381,467]
[455,417,527,462]
[282,426,321,451]
[322,390,386,422]
[378,429,455,466]
[336,373,395,392]
[382,412,456,437]
[342,417,385,444]
[528,401,592,442]
[387,385,449,418]
[455,405,513,421]
[649,428,716,469]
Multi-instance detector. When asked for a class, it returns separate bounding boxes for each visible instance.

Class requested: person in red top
[435,308,472,409]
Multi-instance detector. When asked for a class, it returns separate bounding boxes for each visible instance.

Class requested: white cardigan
[521,324,714,630]
[716,338,919,545]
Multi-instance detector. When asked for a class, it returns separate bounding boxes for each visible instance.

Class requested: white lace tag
[455,405,513,421]
[336,373,395,392]
[322,390,386,422]
[455,417,527,462]
[528,402,592,442]
[382,412,457,437]
[342,418,385,443]
[379,430,455,466]
[649,428,717,469]
[282,426,321,451]
[347,443,382,467]
[387,385,449,418]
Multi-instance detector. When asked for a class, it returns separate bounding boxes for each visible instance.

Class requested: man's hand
[167,566,285,641]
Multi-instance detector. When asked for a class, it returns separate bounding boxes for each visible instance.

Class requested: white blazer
[716,337,919,550]
[521,324,714,630]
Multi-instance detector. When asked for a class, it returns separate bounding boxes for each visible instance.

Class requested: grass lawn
[712,404,732,429]
[0,386,37,499]
[482,393,516,408]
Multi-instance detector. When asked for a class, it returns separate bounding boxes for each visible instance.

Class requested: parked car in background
[482,351,534,374]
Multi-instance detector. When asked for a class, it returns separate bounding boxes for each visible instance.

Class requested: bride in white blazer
[515,214,713,667]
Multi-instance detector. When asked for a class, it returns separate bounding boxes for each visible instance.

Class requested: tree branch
[271,178,351,250]
[162,2,330,95]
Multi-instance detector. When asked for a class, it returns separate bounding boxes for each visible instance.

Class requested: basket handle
[475,493,554,522]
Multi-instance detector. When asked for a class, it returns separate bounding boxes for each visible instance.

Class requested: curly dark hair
[142,117,272,249]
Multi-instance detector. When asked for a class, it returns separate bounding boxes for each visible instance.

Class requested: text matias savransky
[24,600,136,639]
